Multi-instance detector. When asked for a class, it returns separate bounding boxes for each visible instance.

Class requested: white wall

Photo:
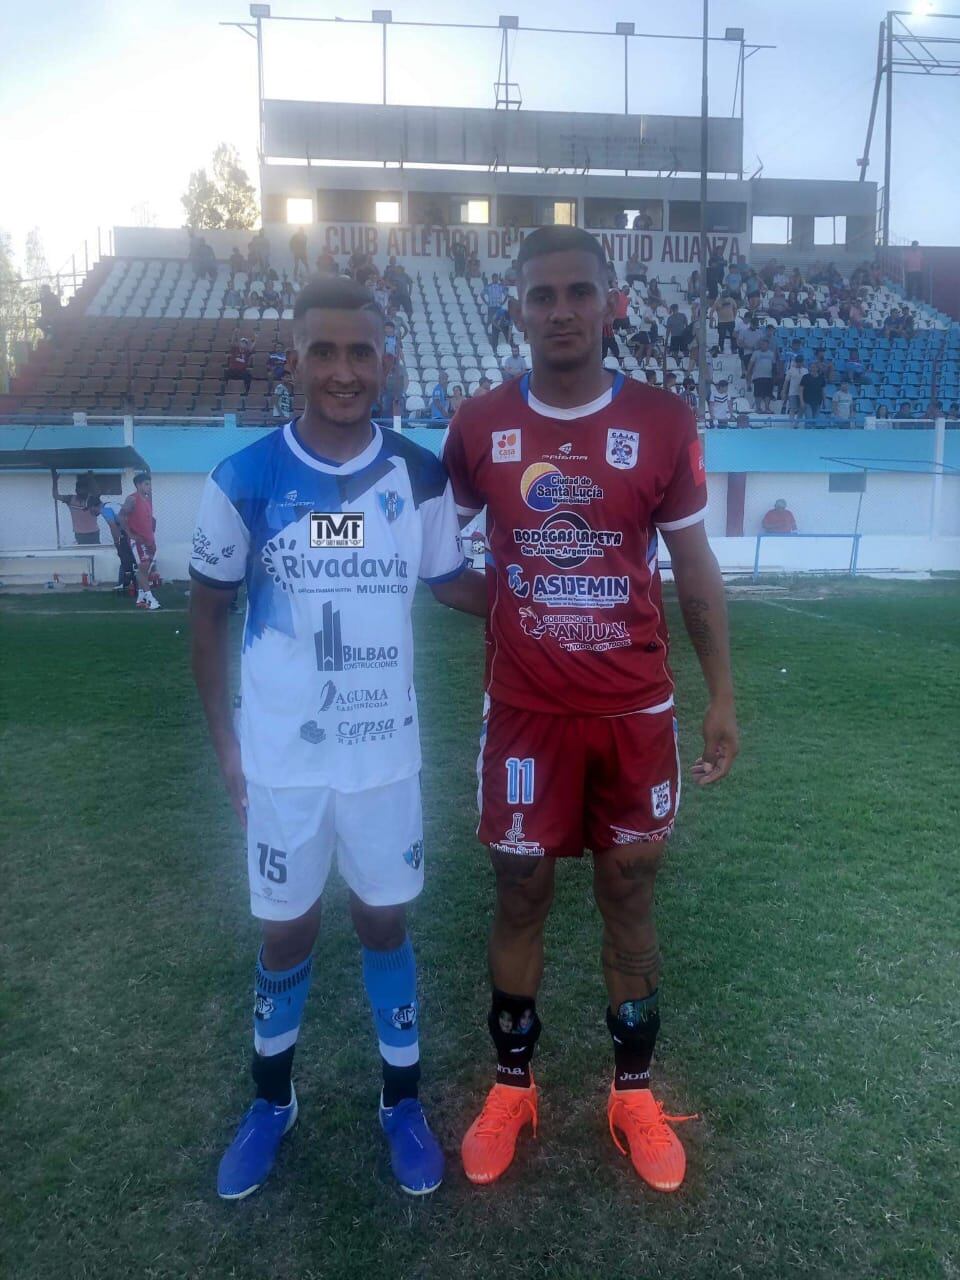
[743,472,959,538]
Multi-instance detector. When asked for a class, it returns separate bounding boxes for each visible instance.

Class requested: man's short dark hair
[133,471,150,487]
[292,276,384,335]
[515,226,607,278]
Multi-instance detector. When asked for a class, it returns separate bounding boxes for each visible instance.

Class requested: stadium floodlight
[498,15,519,29]
[249,4,270,17]
[372,9,393,21]
[615,22,635,35]
[724,27,745,40]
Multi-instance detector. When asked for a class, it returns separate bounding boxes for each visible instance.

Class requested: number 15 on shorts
[506,757,535,805]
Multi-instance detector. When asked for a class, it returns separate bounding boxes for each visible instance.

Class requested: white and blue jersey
[190,420,467,791]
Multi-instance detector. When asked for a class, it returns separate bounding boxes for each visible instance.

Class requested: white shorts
[245,774,424,920]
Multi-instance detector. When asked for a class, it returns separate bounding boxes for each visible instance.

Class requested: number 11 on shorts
[505,757,535,805]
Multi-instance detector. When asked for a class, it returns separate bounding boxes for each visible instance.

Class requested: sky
[2,0,959,277]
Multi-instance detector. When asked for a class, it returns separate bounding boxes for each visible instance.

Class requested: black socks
[607,990,661,1091]
[488,988,541,1088]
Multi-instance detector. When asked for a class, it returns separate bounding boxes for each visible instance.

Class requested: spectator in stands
[613,211,628,230]
[800,361,827,424]
[663,371,678,394]
[373,278,391,314]
[449,385,465,417]
[451,242,467,278]
[272,376,292,420]
[706,248,725,300]
[601,319,620,361]
[724,260,743,300]
[737,316,763,374]
[947,402,960,421]
[625,253,646,288]
[281,276,296,308]
[267,340,288,385]
[289,228,309,281]
[832,382,854,423]
[385,304,409,346]
[708,379,731,427]
[876,405,890,420]
[904,241,924,300]
[925,399,943,420]
[665,304,689,358]
[472,377,493,398]
[747,340,776,413]
[504,259,519,289]
[247,231,270,276]
[767,287,789,320]
[466,253,482,279]
[897,401,916,421]
[686,269,701,304]
[499,344,524,380]
[388,265,414,319]
[37,284,62,337]
[613,287,632,336]
[119,472,160,610]
[382,321,402,380]
[632,210,654,230]
[262,282,282,314]
[224,336,254,395]
[679,377,698,411]
[190,236,218,282]
[382,360,408,419]
[646,277,662,306]
[711,293,738,353]
[229,246,245,275]
[52,473,101,545]
[781,355,808,422]
[223,283,243,309]
[245,289,264,317]
[845,348,865,388]
[761,499,798,534]
[429,371,451,420]
[316,250,337,275]
[483,274,508,325]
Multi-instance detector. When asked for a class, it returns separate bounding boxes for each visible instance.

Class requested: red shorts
[130,539,156,569]
[477,698,680,858]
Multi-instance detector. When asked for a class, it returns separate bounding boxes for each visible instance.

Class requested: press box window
[375,201,401,224]
[829,472,866,493]
[286,198,313,224]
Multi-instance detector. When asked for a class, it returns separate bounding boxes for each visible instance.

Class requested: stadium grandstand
[1,9,957,588]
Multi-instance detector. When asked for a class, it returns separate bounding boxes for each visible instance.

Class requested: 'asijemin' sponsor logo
[513,511,623,569]
[506,564,629,610]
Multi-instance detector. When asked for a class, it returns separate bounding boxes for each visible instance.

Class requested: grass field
[2,579,959,1280]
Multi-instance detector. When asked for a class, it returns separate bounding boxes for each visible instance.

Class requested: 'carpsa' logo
[520,464,603,512]
[336,718,398,745]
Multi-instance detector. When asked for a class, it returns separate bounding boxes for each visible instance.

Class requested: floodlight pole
[883,13,894,246]
[697,0,710,422]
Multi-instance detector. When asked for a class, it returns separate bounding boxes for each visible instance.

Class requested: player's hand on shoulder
[692,697,739,787]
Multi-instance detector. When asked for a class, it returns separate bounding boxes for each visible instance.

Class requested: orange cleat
[607,1085,698,1192]
[461,1076,538,1185]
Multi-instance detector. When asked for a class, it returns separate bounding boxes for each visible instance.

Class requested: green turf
[2,581,959,1279]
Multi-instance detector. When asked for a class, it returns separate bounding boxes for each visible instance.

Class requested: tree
[0,231,34,390]
[181,144,259,231]
[24,228,50,286]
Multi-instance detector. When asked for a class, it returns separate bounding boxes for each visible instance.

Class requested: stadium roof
[0,446,148,472]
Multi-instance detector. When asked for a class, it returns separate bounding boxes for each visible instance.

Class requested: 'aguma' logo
[310,511,365,548]
[317,679,389,712]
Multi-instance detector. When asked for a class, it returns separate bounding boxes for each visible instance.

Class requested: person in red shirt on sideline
[442,225,739,1194]
[761,498,798,534]
[119,472,161,610]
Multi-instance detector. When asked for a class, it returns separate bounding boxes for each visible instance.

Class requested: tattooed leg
[593,842,666,1007]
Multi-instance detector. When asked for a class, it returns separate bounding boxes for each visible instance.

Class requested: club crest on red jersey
[606,428,639,470]
[492,430,522,463]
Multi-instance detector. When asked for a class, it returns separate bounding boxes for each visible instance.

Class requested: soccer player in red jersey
[443,226,739,1192]
[119,472,161,610]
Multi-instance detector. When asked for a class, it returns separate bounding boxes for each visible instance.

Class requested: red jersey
[442,373,707,716]
[122,491,155,544]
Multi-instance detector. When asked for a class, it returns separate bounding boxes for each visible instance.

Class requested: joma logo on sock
[390,1004,417,1030]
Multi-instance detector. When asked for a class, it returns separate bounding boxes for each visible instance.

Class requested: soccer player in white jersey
[190,277,485,1199]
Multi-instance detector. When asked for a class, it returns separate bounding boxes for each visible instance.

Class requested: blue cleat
[379,1095,445,1196]
[217,1085,299,1200]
